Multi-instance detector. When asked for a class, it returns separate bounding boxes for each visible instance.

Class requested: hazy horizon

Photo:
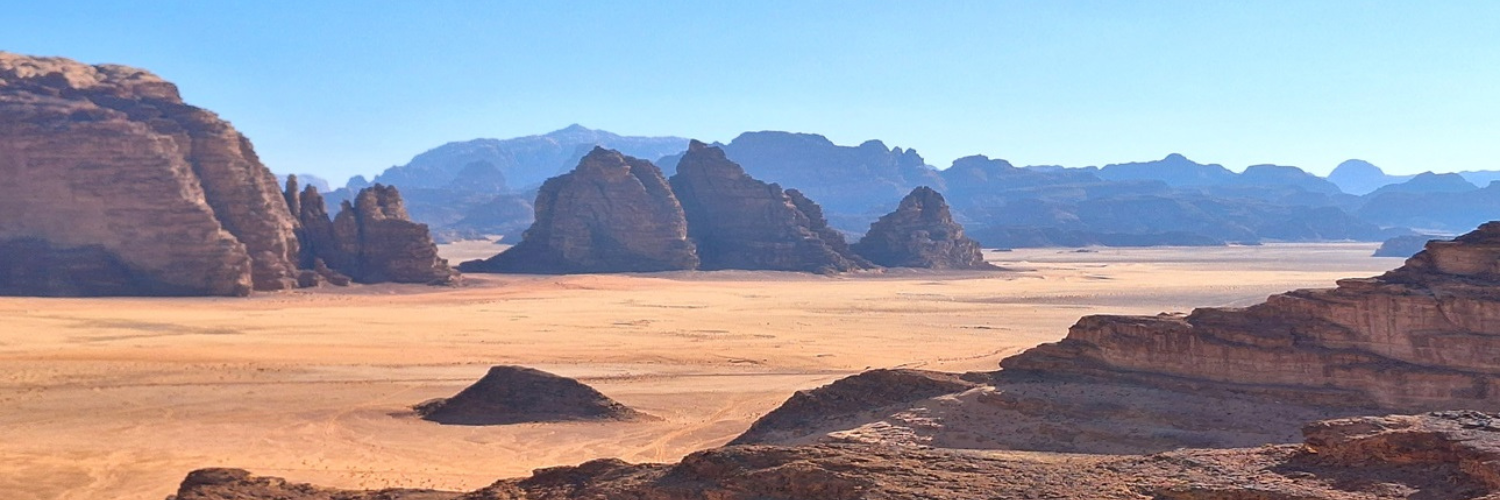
[5,1,1497,181]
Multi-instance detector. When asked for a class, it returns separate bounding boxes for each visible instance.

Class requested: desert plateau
[0,243,1395,500]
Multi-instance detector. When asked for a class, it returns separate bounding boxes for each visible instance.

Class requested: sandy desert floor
[0,243,1400,500]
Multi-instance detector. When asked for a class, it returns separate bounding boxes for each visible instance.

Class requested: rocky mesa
[458,147,699,274]
[670,140,868,273]
[0,53,454,296]
[851,186,996,269]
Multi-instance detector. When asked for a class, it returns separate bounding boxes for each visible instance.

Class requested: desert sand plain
[0,242,1399,500]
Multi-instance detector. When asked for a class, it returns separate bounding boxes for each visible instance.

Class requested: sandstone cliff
[852,187,996,269]
[458,147,698,274]
[171,411,1500,500]
[1003,221,1500,412]
[670,140,867,273]
[1,52,299,295]
[287,177,456,285]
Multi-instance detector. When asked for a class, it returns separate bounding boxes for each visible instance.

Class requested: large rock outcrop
[851,187,996,269]
[171,411,1500,500]
[670,140,868,273]
[458,147,698,274]
[285,177,456,285]
[0,52,300,295]
[1003,221,1500,412]
[413,365,646,425]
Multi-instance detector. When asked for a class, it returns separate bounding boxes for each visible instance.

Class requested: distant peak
[557,123,591,133]
[688,139,710,151]
[1163,153,1190,162]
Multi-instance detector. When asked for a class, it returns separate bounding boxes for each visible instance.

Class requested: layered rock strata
[1,52,299,295]
[458,147,698,274]
[414,365,646,425]
[670,140,867,273]
[172,412,1500,500]
[1002,221,1500,412]
[852,187,996,269]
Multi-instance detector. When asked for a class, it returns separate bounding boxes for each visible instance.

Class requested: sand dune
[0,243,1398,500]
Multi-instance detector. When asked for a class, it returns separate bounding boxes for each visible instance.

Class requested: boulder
[669,140,867,273]
[852,187,996,269]
[0,52,300,295]
[414,365,645,425]
[458,147,698,274]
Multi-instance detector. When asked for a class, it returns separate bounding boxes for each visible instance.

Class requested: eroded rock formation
[458,147,698,274]
[285,176,456,285]
[670,140,867,273]
[1003,222,1500,412]
[1,52,299,296]
[413,365,645,425]
[1,53,454,295]
[852,187,996,269]
[171,411,1500,500]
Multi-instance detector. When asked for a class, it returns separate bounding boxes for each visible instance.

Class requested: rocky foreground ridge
[173,411,1500,500]
[0,53,451,295]
[1004,221,1500,412]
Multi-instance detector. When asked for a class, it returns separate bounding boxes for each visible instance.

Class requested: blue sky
[4,1,1498,182]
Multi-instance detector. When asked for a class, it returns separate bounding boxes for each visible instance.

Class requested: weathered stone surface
[289,180,456,285]
[1,52,300,295]
[852,187,996,269]
[730,369,979,446]
[414,365,645,425]
[458,147,698,274]
[1002,222,1500,412]
[172,412,1500,500]
[670,140,867,273]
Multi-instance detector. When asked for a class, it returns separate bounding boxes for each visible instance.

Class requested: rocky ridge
[458,147,698,274]
[172,411,1500,500]
[670,140,867,273]
[1002,221,1500,412]
[851,187,995,269]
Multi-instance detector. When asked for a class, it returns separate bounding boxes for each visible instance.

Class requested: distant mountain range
[282,125,1500,247]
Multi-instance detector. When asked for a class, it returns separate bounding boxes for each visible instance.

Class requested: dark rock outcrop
[852,187,996,269]
[458,147,698,274]
[286,178,456,285]
[1,52,301,296]
[172,412,1500,500]
[670,140,868,273]
[414,365,645,425]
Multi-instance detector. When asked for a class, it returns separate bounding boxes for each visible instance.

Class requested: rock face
[852,187,996,269]
[670,140,868,273]
[413,365,645,425]
[1,52,301,296]
[458,147,698,274]
[285,177,456,285]
[172,411,1500,500]
[1002,221,1500,412]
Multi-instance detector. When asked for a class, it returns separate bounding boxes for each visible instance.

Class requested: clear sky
[4,1,1498,182]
